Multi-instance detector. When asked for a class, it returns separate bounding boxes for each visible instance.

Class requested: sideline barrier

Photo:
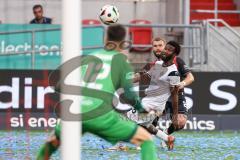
[0,24,104,69]
[0,23,204,70]
[0,70,239,131]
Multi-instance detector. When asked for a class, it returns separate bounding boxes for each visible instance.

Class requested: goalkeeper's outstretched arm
[111,53,145,112]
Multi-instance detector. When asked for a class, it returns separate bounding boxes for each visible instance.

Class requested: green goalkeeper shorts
[54,110,138,144]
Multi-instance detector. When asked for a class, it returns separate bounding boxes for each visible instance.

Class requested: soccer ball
[99,5,119,25]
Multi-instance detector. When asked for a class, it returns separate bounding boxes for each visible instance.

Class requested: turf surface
[0,131,239,160]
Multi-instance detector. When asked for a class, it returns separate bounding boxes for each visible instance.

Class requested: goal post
[61,0,82,159]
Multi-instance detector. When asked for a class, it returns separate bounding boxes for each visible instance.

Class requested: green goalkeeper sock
[37,142,58,160]
[140,140,157,160]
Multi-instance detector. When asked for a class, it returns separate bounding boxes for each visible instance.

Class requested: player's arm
[133,71,151,85]
[170,86,179,120]
[176,57,194,89]
[132,62,152,83]
[169,71,180,128]
[180,72,194,88]
[170,85,179,130]
[111,53,145,112]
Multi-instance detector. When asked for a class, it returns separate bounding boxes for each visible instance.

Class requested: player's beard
[153,50,161,59]
[160,52,174,63]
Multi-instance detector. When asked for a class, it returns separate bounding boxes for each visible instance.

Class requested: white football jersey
[120,60,180,124]
[142,60,180,112]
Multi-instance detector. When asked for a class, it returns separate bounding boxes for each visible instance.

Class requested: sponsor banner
[0,24,61,55]
[0,69,59,130]
[160,114,240,131]
[1,112,239,131]
[185,72,240,114]
[0,24,104,69]
[0,70,239,130]
[0,70,59,113]
[0,112,58,130]
[0,24,104,56]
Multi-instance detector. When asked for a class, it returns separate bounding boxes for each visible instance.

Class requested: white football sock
[156,129,168,141]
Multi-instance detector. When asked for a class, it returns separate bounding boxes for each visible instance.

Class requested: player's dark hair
[166,41,181,55]
[107,24,126,42]
[33,4,43,11]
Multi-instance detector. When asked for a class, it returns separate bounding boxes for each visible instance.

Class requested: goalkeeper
[37,24,157,160]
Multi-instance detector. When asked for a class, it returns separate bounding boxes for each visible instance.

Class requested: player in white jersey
[141,60,179,113]
[129,41,181,149]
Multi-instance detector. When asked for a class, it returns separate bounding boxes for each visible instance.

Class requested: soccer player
[163,45,194,135]
[137,38,194,147]
[153,41,194,148]
[134,37,166,98]
[130,40,181,150]
[37,24,157,160]
[134,37,165,78]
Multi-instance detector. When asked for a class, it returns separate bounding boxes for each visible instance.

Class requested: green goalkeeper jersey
[80,49,142,116]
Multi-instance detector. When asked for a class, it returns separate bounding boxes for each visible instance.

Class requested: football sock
[156,129,168,141]
[37,142,58,160]
[152,116,160,127]
[141,140,157,160]
[167,123,175,135]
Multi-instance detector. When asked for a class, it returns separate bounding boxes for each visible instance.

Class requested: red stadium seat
[82,19,101,25]
[129,19,153,52]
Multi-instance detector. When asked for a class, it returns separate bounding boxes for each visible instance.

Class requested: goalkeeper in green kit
[37,24,157,160]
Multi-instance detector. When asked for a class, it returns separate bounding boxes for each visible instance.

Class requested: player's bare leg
[127,109,175,150]
[167,114,187,134]
[145,110,175,150]
[159,114,187,149]
[142,123,175,150]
